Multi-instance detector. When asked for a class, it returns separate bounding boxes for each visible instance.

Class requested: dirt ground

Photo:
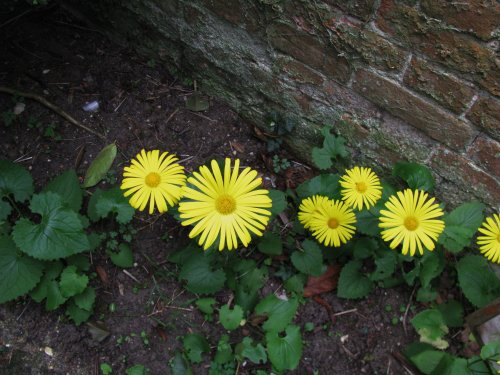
[0,6,423,375]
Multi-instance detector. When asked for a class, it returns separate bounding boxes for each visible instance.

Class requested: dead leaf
[304,264,341,298]
[230,141,245,153]
[96,265,108,284]
[86,321,110,343]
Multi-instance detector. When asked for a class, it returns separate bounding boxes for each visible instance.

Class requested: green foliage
[43,170,83,212]
[296,173,340,199]
[170,351,193,375]
[312,126,348,170]
[235,337,267,364]
[196,297,216,316]
[272,155,291,173]
[254,294,299,333]
[392,162,435,192]
[0,236,43,303]
[108,243,134,268]
[83,143,117,188]
[337,260,373,299]
[176,248,226,294]
[411,309,449,349]
[125,365,149,375]
[268,189,287,215]
[13,192,90,260]
[100,363,112,375]
[88,187,135,224]
[266,325,303,373]
[435,300,463,328]
[291,239,324,276]
[438,202,485,253]
[456,255,500,308]
[257,232,283,255]
[218,304,244,330]
[0,159,34,202]
[183,333,209,363]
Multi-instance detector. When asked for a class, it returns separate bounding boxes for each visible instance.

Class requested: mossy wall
[64,0,499,208]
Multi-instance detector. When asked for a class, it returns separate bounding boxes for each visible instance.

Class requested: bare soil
[0,6,420,375]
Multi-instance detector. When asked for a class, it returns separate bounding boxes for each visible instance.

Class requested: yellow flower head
[477,213,500,264]
[340,166,382,210]
[307,198,357,247]
[120,149,186,214]
[298,195,331,229]
[178,158,272,251]
[379,189,445,256]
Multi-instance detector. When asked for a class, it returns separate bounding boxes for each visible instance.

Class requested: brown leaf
[304,264,341,298]
[96,265,108,284]
[230,141,245,153]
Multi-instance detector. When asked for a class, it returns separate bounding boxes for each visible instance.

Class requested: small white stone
[44,346,54,356]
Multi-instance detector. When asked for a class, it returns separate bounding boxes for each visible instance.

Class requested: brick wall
[67,0,499,209]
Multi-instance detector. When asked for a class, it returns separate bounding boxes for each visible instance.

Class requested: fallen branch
[0,86,106,140]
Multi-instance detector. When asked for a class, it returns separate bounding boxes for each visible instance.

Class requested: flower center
[404,216,419,231]
[145,172,161,187]
[216,194,236,215]
[328,218,340,229]
[355,182,367,193]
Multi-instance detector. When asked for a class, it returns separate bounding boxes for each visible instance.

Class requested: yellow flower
[340,166,382,210]
[307,199,357,247]
[178,158,272,251]
[477,213,500,264]
[379,189,445,256]
[298,195,331,229]
[121,149,186,214]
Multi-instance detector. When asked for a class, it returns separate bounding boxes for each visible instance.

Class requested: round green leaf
[0,199,12,221]
[0,236,44,303]
[291,239,324,276]
[393,162,435,192]
[337,260,373,299]
[45,280,67,311]
[254,294,299,333]
[266,325,303,372]
[109,243,134,268]
[457,255,500,308]
[88,187,135,224]
[219,304,244,330]
[179,252,226,294]
[269,189,286,215]
[257,232,283,255]
[235,337,267,364]
[296,174,340,199]
[73,286,96,311]
[183,333,209,363]
[66,299,92,325]
[59,265,89,298]
[43,170,83,212]
[12,192,90,260]
[84,143,117,188]
[0,160,34,202]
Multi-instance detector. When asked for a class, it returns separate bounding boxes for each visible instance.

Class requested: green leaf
[393,162,435,192]
[170,351,193,375]
[219,304,244,330]
[183,333,209,363]
[186,92,209,112]
[196,297,216,315]
[30,261,64,303]
[214,335,233,364]
[73,286,96,311]
[284,273,306,296]
[254,294,299,333]
[416,284,438,303]
[0,160,34,202]
[411,309,449,349]
[269,189,286,215]
[438,202,485,253]
[88,187,135,224]
[0,200,12,221]
[235,337,267,364]
[0,236,44,303]
[12,192,90,260]
[291,239,324,276]
[233,261,268,312]
[370,251,397,281]
[83,143,117,188]
[295,174,340,199]
[66,299,92,325]
[100,363,112,375]
[125,365,147,375]
[266,325,302,372]
[404,342,447,374]
[59,265,89,298]
[312,127,348,170]
[480,339,500,361]
[45,280,67,310]
[352,237,378,260]
[419,251,445,288]
[337,260,373,299]
[355,207,381,236]
[109,243,134,268]
[457,255,500,308]
[257,232,283,255]
[43,170,83,212]
[178,250,226,294]
[67,254,90,272]
[436,300,463,328]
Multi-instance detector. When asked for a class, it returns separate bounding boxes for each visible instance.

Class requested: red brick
[268,23,351,83]
[430,147,500,207]
[323,0,376,21]
[352,69,476,151]
[466,96,500,140]
[403,56,476,114]
[467,135,500,176]
[420,0,500,41]
[376,0,498,96]
[277,57,324,85]
[328,21,407,72]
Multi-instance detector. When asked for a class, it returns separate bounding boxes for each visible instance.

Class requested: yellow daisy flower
[477,213,500,264]
[307,199,357,247]
[298,195,331,229]
[379,189,445,256]
[340,166,382,210]
[178,158,272,251]
[121,149,186,214]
